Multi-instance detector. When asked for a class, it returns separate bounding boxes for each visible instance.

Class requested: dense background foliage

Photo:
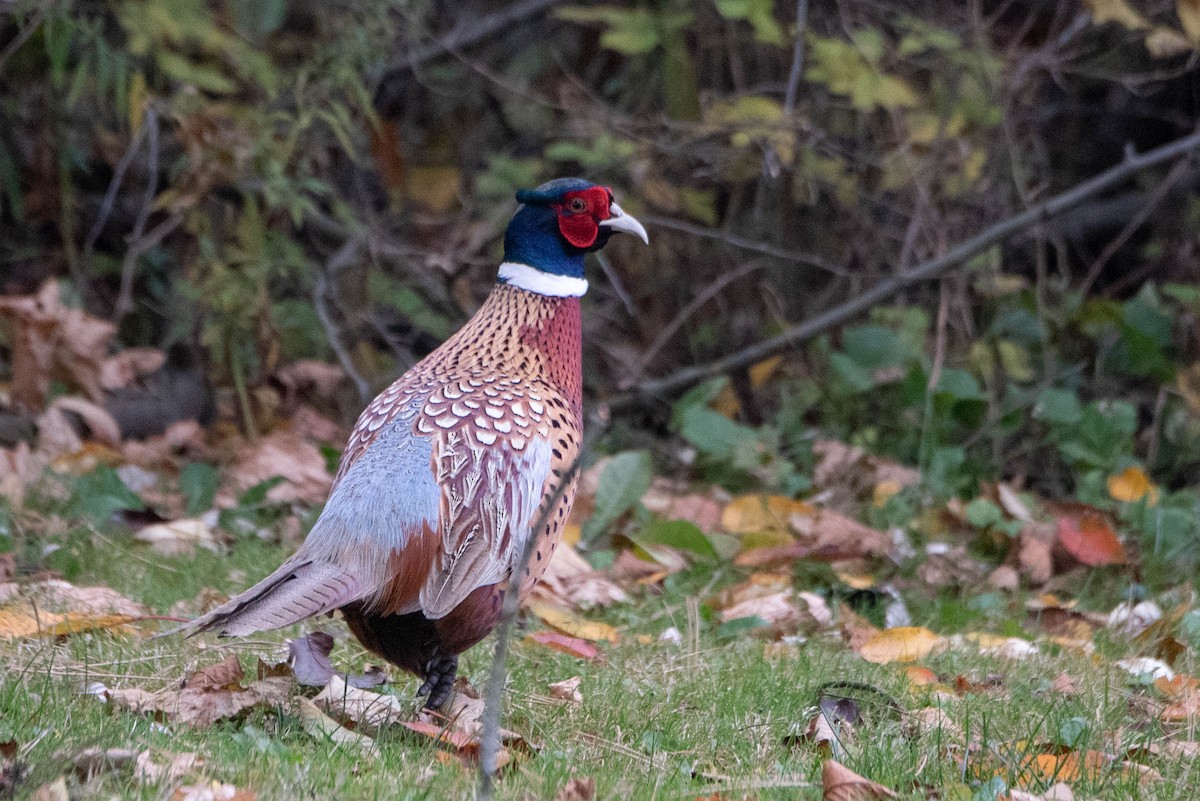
[3,0,1200,572]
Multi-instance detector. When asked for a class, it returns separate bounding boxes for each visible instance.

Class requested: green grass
[1,527,1198,800]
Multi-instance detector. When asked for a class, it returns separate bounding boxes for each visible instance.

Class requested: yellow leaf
[1179,0,1200,43]
[858,626,940,664]
[834,570,876,590]
[711,384,741,418]
[1107,466,1158,503]
[1145,25,1195,57]
[525,601,619,643]
[0,606,140,639]
[561,523,581,547]
[872,480,902,507]
[721,494,813,535]
[0,606,64,638]
[128,72,149,133]
[1084,0,1149,29]
[749,356,783,389]
[40,613,139,637]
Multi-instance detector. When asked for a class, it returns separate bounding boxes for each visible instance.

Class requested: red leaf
[526,630,603,661]
[1056,513,1127,566]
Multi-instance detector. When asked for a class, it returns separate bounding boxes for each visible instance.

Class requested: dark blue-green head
[500,178,648,294]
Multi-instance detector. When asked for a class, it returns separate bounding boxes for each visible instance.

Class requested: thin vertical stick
[783,0,810,115]
[477,418,606,799]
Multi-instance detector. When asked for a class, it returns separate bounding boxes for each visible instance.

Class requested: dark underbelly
[342,583,503,678]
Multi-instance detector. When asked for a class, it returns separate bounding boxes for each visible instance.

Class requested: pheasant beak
[600,202,649,244]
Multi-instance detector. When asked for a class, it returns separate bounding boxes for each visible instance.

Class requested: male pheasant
[181,178,647,708]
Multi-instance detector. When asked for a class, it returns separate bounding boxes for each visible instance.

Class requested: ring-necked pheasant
[179,178,648,708]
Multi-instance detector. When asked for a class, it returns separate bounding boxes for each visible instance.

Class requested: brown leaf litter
[105,654,293,728]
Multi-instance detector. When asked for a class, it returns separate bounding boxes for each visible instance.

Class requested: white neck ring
[497,262,588,297]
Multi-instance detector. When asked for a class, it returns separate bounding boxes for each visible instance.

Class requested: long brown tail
[173,559,363,637]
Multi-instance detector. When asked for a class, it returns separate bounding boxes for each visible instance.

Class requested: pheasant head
[500,178,649,296]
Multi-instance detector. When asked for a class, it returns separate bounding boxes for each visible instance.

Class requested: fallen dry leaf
[722,494,812,534]
[72,746,203,785]
[813,439,919,496]
[297,697,379,755]
[0,280,116,412]
[1018,524,1055,585]
[526,601,619,643]
[107,656,293,728]
[314,674,405,730]
[274,360,346,402]
[100,347,166,390]
[1116,657,1175,682]
[399,680,530,768]
[905,706,962,740]
[533,542,628,610]
[224,428,333,505]
[548,676,583,704]
[0,580,147,616]
[525,630,604,660]
[30,776,69,801]
[1049,673,1079,696]
[641,481,725,532]
[171,781,257,801]
[1106,600,1162,637]
[0,441,45,505]
[1056,512,1126,567]
[135,518,220,556]
[857,627,940,664]
[49,396,121,447]
[0,579,151,639]
[553,777,596,801]
[821,759,897,800]
[1107,466,1157,504]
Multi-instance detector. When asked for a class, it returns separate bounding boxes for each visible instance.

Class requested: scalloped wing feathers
[180,285,582,639]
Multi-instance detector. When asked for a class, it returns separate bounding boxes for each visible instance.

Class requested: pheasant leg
[416,654,458,709]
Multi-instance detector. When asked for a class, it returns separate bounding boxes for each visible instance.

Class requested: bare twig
[81,118,152,280]
[641,213,848,277]
[0,0,51,75]
[1078,154,1195,295]
[782,0,810,115]
[377,0,559,93]
[114,107,160,319]
[611,128,1200,410]
[477,414,607,799]
[623,261,765,386]
[314,236,372,405]
[595,251,635,317]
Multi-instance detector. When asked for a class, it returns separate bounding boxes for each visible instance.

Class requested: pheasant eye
[567,197,587,213]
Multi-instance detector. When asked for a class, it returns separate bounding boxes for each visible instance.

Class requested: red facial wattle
[554,186,612,248]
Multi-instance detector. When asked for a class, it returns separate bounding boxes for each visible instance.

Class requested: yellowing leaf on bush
[1107,466,1158,504]
[872,480,901,507]
[1179,0,1200,43]
[1084,0,1149,29]
[857,627,939,664]
[1145,25,1195,57]
[526,601,619,643]
[1056,513,1127,567]
[721,494,813,535]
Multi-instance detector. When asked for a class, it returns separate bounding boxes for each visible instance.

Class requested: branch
[313,235,373,405]
[375,0,560,110]
[641,214,848,276]
[611,128,1200,410]
[114,107,160,319]
[782,0,809,115]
